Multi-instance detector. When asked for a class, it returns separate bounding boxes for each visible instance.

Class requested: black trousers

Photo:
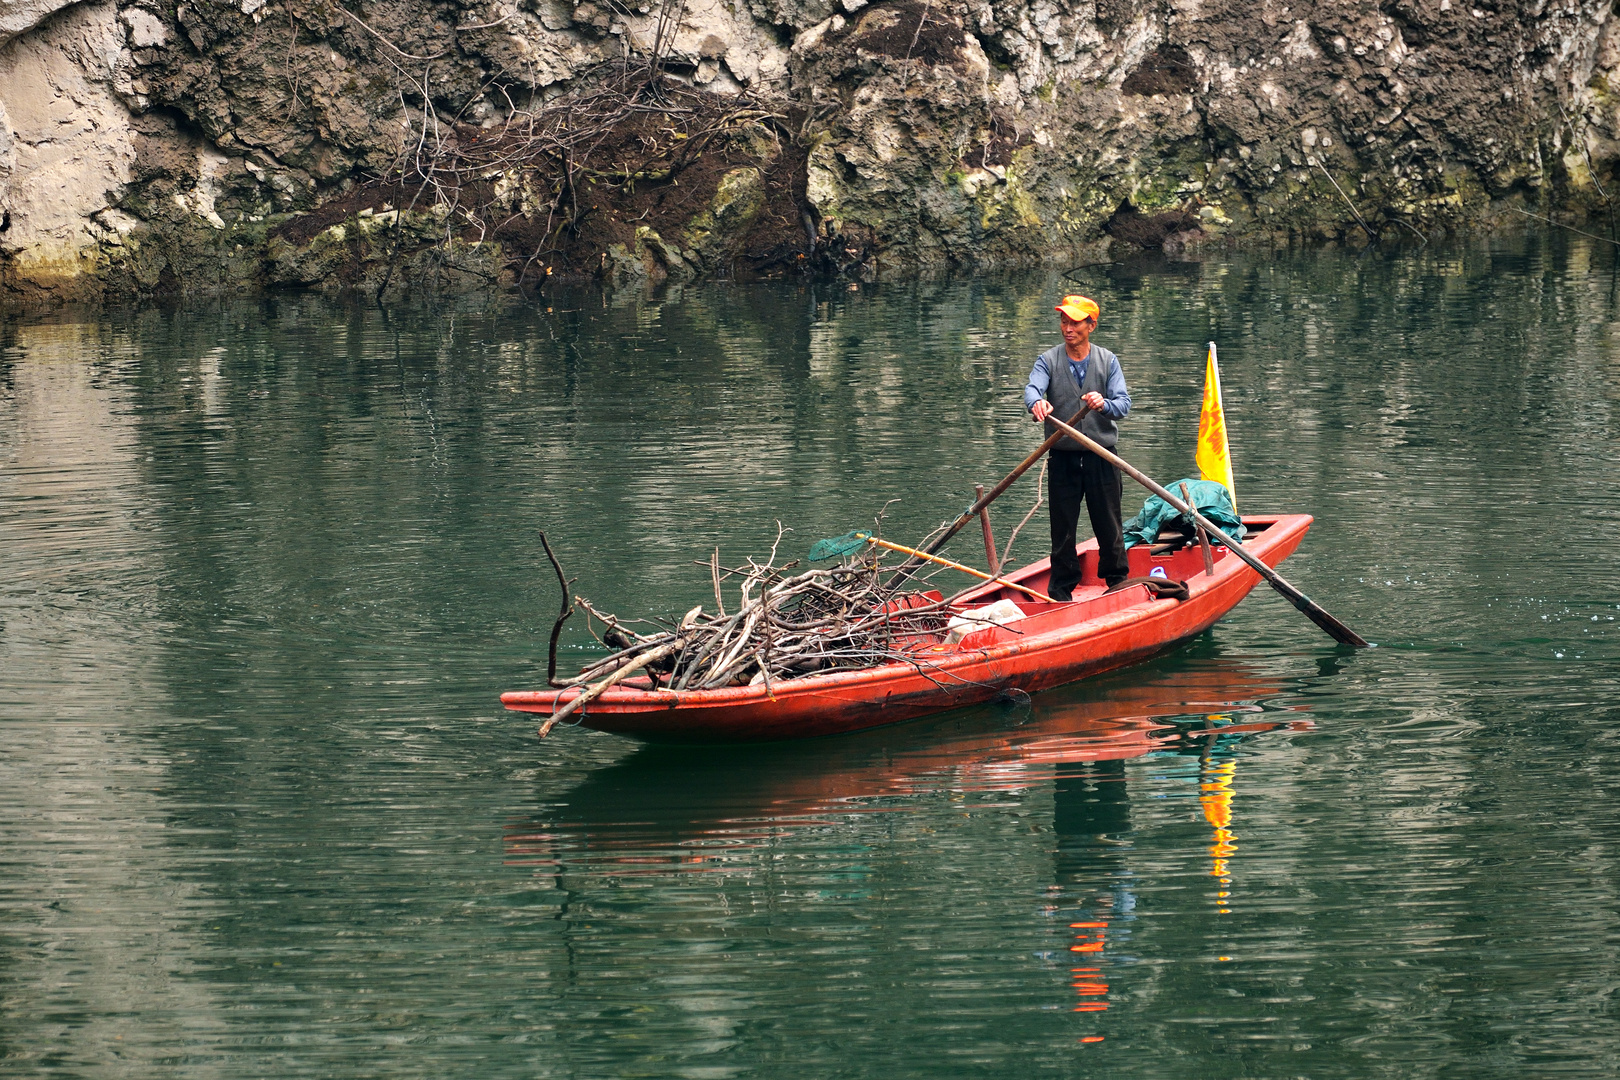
[1048,449,1128,598]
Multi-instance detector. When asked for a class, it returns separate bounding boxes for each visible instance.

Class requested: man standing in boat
[1025,294,1131,600]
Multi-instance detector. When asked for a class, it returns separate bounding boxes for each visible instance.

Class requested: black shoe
[1049,589,1073,603]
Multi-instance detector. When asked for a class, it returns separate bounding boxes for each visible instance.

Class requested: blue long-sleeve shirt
[1023,346,1131,419]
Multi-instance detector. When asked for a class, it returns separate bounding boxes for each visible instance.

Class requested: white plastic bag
[944,598,1027,645]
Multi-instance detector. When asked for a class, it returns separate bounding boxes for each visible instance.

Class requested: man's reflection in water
[1050,759,1135,1020]
[1043,722,1273,1031]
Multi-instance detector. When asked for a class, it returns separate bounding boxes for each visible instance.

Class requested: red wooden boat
[501,514,1313,743]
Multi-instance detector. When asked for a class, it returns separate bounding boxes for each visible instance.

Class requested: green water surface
[3,237,1618,1077]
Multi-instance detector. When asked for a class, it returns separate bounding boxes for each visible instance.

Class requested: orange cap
[1055,294,1099,324]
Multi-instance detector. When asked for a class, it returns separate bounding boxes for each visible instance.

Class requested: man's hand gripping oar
[1040,413,1370,647]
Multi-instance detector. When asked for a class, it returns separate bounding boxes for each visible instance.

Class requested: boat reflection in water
[506,651,1312,1034]
[511,654,1311,844]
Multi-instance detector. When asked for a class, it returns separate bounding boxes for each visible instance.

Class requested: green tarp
[1122,479,1245,548]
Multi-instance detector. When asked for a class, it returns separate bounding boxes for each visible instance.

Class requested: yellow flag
[1196,342,1235,509]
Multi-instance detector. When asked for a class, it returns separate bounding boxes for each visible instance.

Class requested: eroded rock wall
[3,0,1620,303]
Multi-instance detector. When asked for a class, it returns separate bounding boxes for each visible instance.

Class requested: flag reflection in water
[1200,728,1242,917]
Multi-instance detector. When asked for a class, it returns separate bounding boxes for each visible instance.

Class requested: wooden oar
[1042,415,1371,647]
[855,533,1057,603]
[888,405,1092,586]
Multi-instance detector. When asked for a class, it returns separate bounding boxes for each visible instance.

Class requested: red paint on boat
[501,514,1312,742]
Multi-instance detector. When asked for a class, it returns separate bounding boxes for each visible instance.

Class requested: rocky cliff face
[3,0,1619,303]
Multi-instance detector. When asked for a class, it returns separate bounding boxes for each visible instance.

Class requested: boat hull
[502,515,1312,743]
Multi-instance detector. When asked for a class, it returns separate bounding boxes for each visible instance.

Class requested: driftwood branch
[540,636,688,736]
[710,546,726,618]
[1314,159,1375,240]
[539,530,576,687]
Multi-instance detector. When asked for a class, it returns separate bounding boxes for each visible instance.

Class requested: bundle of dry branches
[538,527,956,731]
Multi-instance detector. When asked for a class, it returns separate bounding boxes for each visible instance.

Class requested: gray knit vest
[1040,343,1120,451]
